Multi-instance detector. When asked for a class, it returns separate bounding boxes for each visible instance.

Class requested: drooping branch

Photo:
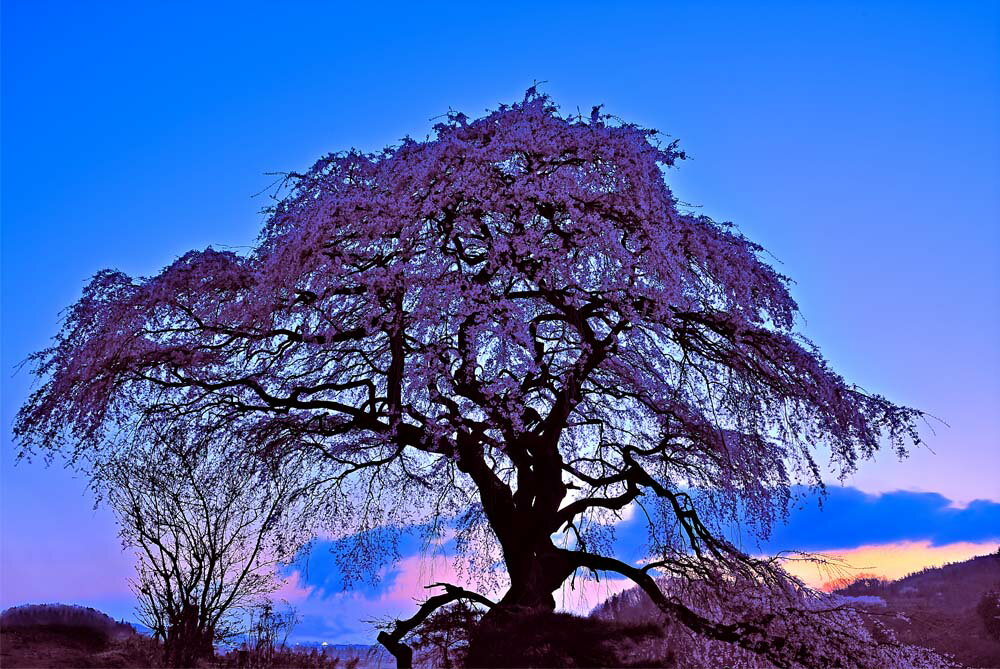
[377,582,495,669]
[564,548,806,669]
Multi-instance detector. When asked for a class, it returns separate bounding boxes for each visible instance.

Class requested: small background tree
[410,600,482,669]
[245,600,299,668]
[97,433,314,667]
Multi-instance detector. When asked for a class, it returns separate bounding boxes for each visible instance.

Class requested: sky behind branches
[2,0,997,643]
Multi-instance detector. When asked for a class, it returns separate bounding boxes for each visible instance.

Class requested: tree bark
[377,584,495,669]
[164,604,214,668]
[378,631,415,669]
[483,542,576,629]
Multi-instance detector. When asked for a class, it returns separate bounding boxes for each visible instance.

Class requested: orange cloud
[779,539,1000,590]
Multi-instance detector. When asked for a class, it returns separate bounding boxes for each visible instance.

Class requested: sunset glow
[781,540,1000,590]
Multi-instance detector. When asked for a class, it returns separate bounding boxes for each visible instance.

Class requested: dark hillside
[836,552,1000,606]
[0,603,137,640]
[0,604,160,669]
[590,552,1000,668]
[833,552,1000,668]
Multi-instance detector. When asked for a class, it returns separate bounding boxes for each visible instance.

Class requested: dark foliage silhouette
[827,574,889,596]
[0,603,135,640]
[465,610,664,668]
[979,589,1000,641]
[409,599,483,668]
[15,90,945,668]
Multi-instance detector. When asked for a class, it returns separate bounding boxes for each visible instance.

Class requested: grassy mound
[0,604,161,668]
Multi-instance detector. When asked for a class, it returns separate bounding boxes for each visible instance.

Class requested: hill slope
[591,552,1000,668]
[833,552,1000,668]
[0,603,160,669]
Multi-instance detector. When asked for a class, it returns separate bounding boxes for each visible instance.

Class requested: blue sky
[2,0,998,643]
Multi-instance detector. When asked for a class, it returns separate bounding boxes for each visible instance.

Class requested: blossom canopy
[15,90,930,668]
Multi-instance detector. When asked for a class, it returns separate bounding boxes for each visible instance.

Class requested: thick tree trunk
[496,561,557,611]
[467,547,579,669]
[378,631,415,669]
[483,542,575,626]
[453,432,577,663]
[164,604,214,668]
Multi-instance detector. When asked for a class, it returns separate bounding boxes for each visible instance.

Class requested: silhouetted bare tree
[97,435,313,667]
[244,600,299,668]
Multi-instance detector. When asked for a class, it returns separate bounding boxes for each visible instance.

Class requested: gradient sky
[2,0,998,643]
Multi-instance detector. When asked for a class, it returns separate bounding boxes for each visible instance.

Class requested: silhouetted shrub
[464,609,664,668]
[831,575,890,597]
[411,600,482,668]
[978,589,1000,641]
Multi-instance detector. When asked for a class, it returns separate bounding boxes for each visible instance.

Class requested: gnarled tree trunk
[164,604,214,668]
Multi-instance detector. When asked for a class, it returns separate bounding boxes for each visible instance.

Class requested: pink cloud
[280,550,635,645]
[272,569,318,603]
